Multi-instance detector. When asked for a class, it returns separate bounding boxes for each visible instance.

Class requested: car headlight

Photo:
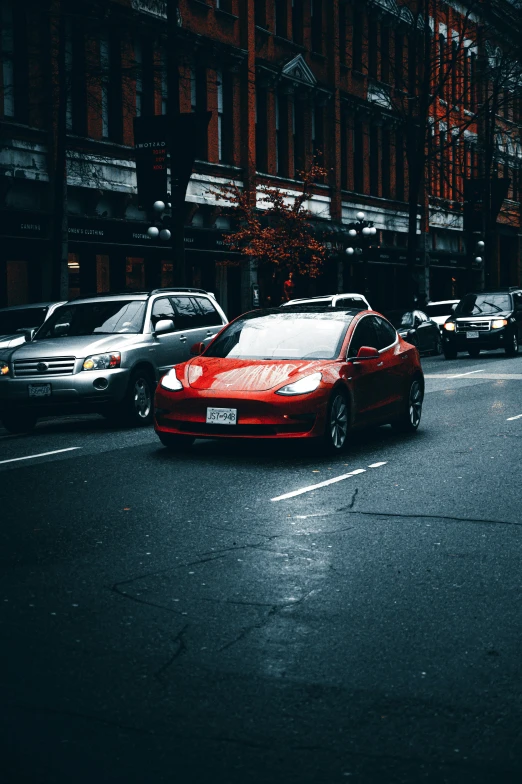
[160,368,183,391]
[82,352,121,371]
[0,361,9,376]
[443,322,456,331]
[276,372,322,396]
[491,319,508,329]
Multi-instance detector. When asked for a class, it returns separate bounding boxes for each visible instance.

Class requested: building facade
[1,0,521,316]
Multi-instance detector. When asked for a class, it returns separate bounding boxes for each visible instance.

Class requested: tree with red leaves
[210,161,329,280]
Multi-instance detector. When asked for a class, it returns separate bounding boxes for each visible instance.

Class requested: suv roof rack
[69,287,211,301]
[149,287,209,295]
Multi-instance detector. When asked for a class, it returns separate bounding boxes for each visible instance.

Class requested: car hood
[187,358,324,391]
[6,333,141,359]
[430,315,451,325]
[0,333,27,351]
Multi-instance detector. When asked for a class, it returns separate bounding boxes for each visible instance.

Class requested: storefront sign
[134,115,170,208]
[0,210,50,240]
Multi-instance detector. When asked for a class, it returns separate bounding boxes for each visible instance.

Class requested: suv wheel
[2,410,38,435]
[505,331,519,357]
[120,370,154,426]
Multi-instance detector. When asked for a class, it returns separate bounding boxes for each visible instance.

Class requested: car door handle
[179,335,187,342]
[377,361,384,367]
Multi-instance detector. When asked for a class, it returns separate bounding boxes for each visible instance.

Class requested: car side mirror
[190,341,206,356]
[16,327,36,341]
[348,345,380,362]
[154,318,175,335]
[53,323,69,337]
[451,303,457,311]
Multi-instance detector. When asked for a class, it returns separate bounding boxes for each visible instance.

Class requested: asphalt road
[1,349,522,784]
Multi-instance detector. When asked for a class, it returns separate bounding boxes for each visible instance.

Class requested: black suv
[442,288,522,359]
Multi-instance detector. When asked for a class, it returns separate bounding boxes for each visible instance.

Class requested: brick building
[1,0,521,316]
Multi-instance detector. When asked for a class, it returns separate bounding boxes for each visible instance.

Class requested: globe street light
[345,247,355,255]
[356,211,365,220]
[160,229,172,241]
[147,226,160,238]
[153,201,166,212]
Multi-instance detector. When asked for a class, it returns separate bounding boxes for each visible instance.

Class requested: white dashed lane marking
[271,462,388,502]
[0,447,81,466]
[507,413,522,421]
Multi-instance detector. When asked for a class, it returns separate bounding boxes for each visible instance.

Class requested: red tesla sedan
[154,306,424,453]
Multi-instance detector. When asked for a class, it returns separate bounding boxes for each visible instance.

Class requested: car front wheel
[118,370,154,426]
[322,390,349,452]
[505,331,519,357]
[157,432,195,452]
[1,410,38,435]
[392,377,423,433]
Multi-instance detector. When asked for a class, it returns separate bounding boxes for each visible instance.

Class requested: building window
[470,51,476,111]
[255,0,267,27]
[451,39,458,106]
[339,2,347,65]
[395,131,405,201]
[292,0,303,45]
[1,1,28,122]
[293,98,305,177]
[368,19,378,78]
[311,0,323,54]
[369,126,379,195]
[439,128,446,197]
[438,34,446,98]
[312,104,324,162]
[381,127,390,198]
[394,31,403,88]
[381,24,390,84]
[134,37,154,118]
[352,8,362,72]
[256,87,268,173]
[100,30,123,142]
[463,49,470,109]
[215,0,233,11]
[65,23,87,134]
[217,70,234,165]
[275,0,287,38]
[191,65,208,160]
[276,93,289,177]
[340,113,348,189]
[353,120,363,193]
[452,136,458,200]
[161,48,168,115]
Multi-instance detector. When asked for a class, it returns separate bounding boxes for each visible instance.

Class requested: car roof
[285,293,367,303]
[0,301,62,312]
[67,288,214,305]
[248,306,366,318]
[427,300,459,305]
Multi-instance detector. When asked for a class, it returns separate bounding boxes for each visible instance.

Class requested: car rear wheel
[322,390,349,452]
[434,335,443,355]
[505,331,519,357]
[468,346,481,358]
[392,377,423,433]
[1,410,38,435]
[443,346,457,360]
[157,432,195,452]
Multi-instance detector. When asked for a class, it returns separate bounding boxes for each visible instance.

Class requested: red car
[154,306,424,453]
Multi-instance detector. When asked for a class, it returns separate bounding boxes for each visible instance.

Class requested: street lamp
[344,212,377,298]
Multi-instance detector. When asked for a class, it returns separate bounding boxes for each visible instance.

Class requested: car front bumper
[443,328,508,351]
[154,384,328,440]
[0,368,130,412]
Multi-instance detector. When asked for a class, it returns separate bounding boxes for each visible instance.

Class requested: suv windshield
[387,311,413,329]
[205,312,352,360]
[455,293,511,316]
[37,301,146,338]
[0,307,48,334]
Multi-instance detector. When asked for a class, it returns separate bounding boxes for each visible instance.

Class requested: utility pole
[166,0,186,285]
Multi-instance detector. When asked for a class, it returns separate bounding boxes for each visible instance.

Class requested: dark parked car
[442,288,522,358]
[386,310,442,355]
[0,302,65,347]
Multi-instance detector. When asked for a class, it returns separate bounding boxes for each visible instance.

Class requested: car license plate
[206,407,237,425]
[28,384,52,398]
[466,331,479,339]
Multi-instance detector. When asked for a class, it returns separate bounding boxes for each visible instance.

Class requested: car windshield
[387,311,414,329]
[205,312,353,360]
[425,303,456,318]
[0,307,48,334]
[36,301,146,338]
[455,293,511,316]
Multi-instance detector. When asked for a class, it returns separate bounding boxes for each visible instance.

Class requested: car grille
[13,357,76,377]
[158,419,315,436]
[456,321,490,332]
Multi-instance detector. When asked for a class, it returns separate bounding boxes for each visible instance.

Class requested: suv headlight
[443,322,456,331]
[491,319,508,329]
[276,372,322,396]
[83,352,121,371]
[0,361,9,376]
[160,369,183,391]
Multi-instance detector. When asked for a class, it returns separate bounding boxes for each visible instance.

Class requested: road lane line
[447,370,485,378]
[271,468,366,502]
[0,447,80,466]
[368,461,388,468]
[507,414,522,421]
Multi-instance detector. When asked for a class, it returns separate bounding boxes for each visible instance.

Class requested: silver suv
[0,288,227,433]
